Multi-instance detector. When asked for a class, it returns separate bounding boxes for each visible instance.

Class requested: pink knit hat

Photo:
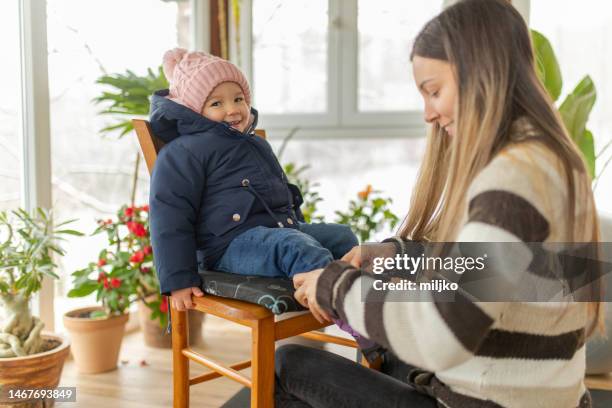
[162,48,252,113]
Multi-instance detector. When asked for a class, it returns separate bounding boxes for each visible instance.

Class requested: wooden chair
[133,119,372,408]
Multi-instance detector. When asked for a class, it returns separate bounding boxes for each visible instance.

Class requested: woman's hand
[342,243,399,274]
[170,286,204,311]
[293,269,332,324]
[341,245,362,268]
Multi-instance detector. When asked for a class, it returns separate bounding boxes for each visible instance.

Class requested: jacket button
[232,213,241,222]
[241,178,250,186]
[287,218,294,225]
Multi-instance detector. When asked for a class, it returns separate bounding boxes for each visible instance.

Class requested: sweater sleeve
[149,142,206,296]
[317,145,562,372]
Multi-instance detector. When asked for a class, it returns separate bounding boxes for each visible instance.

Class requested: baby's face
[201,82,250,133]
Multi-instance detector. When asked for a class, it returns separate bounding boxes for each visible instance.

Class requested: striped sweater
[317,120,595,408]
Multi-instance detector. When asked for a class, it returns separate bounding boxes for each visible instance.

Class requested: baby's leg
[214,226,334,278]
[298,222,358,259]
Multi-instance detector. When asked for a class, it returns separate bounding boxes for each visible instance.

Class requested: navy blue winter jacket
[148,90,303,295]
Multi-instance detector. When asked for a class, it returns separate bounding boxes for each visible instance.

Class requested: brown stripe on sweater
[430,377,591,408]
[332,269,362,324]
[527,244,604,301]
[432,290,494,352]
[363,282,391,351]
[476,327,586,360]
[316,261,356,319]
[408,370,504,407]
[469,190,550,242]
[428,375,505,408]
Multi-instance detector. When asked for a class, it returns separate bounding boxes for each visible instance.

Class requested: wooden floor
[57,314,612,407]
[58,315,252,408]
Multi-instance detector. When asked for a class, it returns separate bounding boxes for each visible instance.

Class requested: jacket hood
[149,89,258,144]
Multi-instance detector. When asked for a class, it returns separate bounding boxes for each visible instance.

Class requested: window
[46,0,192,328]
[246,0,443,134]
[0,0,22,211]
[267,136,425,240]
[252,0,328,114]
[530,1,612,212]
[357,0,441,112]
[239,0,440,234]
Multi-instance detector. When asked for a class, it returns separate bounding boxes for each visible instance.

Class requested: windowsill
[257,125,427,140]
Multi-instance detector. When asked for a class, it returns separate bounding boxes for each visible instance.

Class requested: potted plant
[117,204,203,348]
[335,185,400,243]
[64,261,130,374]
[0,208,81,406]
[67,205,202,356]
[64,206,134,373]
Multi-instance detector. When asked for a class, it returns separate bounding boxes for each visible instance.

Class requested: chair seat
[199,270,306,315]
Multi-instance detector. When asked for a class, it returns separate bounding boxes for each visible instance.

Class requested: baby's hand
[170,287,204,311]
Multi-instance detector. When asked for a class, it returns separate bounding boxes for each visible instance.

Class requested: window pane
[358,0,443,112]
[47,0,191,326]
[530,1,612,212]
[252,0,328,113]
[0,0,21,210]
[268,135,425,241]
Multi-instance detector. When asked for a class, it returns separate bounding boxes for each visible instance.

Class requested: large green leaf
[559,76,596,146]
[531,29,563,102]
[67,280,98,297]
[94,66,168,138]
[577,129,596,179]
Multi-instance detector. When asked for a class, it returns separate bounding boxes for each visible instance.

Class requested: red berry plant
[68,204,167,325]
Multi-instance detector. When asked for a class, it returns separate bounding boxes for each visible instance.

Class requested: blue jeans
[215,222,358,277]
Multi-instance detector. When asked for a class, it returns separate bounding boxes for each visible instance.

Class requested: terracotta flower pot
[137,297,204,348]
[0,332,70,407]
[63,307,128,374]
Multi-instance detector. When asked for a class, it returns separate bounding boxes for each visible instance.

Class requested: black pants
[275,345,437,408]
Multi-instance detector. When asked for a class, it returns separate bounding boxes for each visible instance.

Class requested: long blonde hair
[403,0,603,334]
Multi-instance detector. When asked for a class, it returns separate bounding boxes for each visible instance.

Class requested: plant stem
[8,267,15,287]
[593,153,612,191]
[115,227,121,254]
[130,152,140,208]
[596,139,612,159]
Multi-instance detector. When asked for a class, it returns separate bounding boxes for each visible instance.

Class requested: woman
[277,0,604,407]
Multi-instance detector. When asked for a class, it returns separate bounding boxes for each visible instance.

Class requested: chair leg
[251,315,275,408]
[172,305,189,408]
[362,355,383,371]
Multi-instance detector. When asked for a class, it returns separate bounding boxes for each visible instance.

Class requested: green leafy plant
[93,67,168,138]
[276,128,325,223]
[0,208,82,357]
[283,162,324,223]
[334,185,399,243]
[68,205,167,324]
[94,67,169,207]
[531,29,611,183]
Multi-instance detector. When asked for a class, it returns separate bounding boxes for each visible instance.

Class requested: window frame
[234,0,431,136]
[235,0,341,128]
[234,0,532,137]
[18,0,54,331]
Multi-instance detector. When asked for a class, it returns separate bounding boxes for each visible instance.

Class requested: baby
[149,48,366,340]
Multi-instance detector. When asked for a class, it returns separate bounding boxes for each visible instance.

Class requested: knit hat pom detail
[162,47,188,82]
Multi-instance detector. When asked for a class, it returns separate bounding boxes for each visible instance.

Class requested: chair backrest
[132,119,266,176]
